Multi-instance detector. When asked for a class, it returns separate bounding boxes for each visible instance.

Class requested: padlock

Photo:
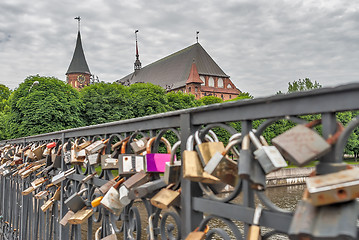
[195,130,225,167]
[31,177,47,189]
[128,178,167,200]
[146,137,173,172]
[81,172,97,183]
[100,178,125,215]
[183,135,221,184]
[164,141,182,185]
[99,176,120,194]
[60,210,75,226]
[272,119,344,167]
[288,190,358,239]
[239,135,266,190]
[101,156,119,169]
[41,198,55,212]
[34,190,48,199]
[95,224,118,240]
[248,131,287,174]
[306,167,359,206]
[68,208,93,225]
[64,188,88,213]
[51,168,76,185]
[62,142,72,164]
[118,140,145,176]
[203,138,239,187]
[119,170,150,205]
[71,142,86,164]
[74,138,91,152]
[51,144,62,168]
[21,163,45,179]
[130,136,149,154]
[85,140,106,155]
[87,153,100,166]
[150,184,180,209]
[247,205,262,240]
[185,225,209,240]
[32,144,45,160]
[22,186,35,195]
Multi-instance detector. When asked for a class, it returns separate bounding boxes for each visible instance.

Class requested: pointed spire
[186,59,203,84]
[66,18,90,75]
[134,30,142,71]
[196,31,199,43]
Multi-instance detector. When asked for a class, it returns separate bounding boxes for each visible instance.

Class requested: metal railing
[1,83,359,239]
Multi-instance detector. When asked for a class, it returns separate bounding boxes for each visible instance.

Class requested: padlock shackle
[194,131,202,145]
[170,141,181,165]
[242,135,250,150]
[77,188,88,196]
[113,177,125,190]
[229,132,242,142]
[121,140,129,154]
[186,135,195,151]
[208,130,219,142]
[111,136,130,151]
[305,119,344,145]
[249,131,263,150]
[146,137,172,154]
[222,138,242,156]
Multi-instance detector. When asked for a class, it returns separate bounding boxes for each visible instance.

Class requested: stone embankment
[266,164,359,187]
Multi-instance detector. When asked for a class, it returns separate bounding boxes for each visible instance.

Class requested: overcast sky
[0,0,358,97]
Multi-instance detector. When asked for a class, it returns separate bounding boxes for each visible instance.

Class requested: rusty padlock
[99,176,120,195]
[185,225,209,240]
[183,135,221,184]
[85,140,106,155]
[289,189,358,239]
[272,119,344,167]
[306,167,359,206]
[64,188,88,213]
[248,131,287,174]
[150,184,181,209]
[100,178,125,215]
[195,130,225,166]
[164,141,182,185]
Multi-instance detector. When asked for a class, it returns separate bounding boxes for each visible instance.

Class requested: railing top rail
[2,82,359,145]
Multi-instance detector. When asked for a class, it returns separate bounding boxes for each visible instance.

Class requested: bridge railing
[1,83,359,240]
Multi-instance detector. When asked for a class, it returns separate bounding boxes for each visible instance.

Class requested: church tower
[66,16,91,89]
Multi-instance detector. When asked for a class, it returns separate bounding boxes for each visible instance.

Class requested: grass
[285,158,359,168]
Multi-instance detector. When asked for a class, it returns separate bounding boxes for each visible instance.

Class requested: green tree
[0,84,11,112]
[199,95,223,105]
[80,82,133,125]
[287,78,322,93]
[7,75,85,138]
[226,92,253,101]
[166,91,202,111]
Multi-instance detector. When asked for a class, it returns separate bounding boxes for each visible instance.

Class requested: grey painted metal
[1,83,359,239]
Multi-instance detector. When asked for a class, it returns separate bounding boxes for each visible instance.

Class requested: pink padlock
[146,137,175,172]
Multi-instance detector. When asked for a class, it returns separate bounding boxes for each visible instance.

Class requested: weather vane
[196,31,199,43]
[74,16,81,31]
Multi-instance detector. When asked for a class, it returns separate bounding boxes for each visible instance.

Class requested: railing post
[180,113,202,237]
[59,132,69,239]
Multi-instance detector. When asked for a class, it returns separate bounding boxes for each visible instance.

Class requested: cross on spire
[196,31,199,43]
[74,16,81,32]
[134,29,142,71]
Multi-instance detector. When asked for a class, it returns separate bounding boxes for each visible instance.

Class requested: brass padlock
[100,178,125,215]
[68,208,93,225]
[185,225,209,240]
[150,184,180,209]
[164,141,182,185]
[248,131,287,174]
[306,167,359,206]
[195,130,225,166]
[74,138,91,152]
[41,198,55,212]
[272,119,344,167]
[183,135,221,184]
[34,190,48,199]
[289,190,358,239]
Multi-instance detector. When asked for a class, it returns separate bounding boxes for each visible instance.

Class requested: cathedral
[66,23,241,100]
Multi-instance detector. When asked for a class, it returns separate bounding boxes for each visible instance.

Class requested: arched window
[195,87,198,93]
[218,78,224,88]
[208,77,215,87]
[227,84,232,89]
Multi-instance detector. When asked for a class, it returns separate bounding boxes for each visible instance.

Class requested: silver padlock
[51,168,75,185]
[128,179,167,200]
[64,188,88,213]
[130,137,149,154]
[164,141,182,185]
[249,131,287,174]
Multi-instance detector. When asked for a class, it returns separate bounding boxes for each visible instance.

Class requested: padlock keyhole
[337,189,348,199]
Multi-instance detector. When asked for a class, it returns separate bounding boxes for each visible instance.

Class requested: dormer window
[200,76,205,85]
[227,84,232,89]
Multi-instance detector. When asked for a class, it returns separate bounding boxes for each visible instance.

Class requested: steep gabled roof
[118,43,229,89]
[66,31,91,75]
